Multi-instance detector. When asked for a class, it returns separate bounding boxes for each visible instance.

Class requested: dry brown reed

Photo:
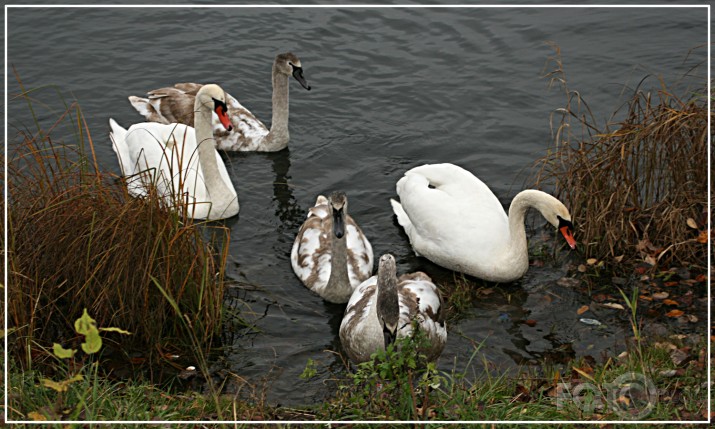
[5,88,230,369]
[532,45,708,271]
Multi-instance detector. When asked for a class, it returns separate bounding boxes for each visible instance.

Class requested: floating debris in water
[579,318,602,326]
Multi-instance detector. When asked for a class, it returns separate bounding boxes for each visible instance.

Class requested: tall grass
[533,45,708,271]
[5,84,230,370]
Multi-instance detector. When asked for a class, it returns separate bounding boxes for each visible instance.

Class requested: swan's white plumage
[339,269,447,363]
[392,163,574,282]
[110,85,239,220]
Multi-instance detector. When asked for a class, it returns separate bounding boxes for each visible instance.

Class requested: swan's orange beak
[560,225,577,249]
[215,105,233,132]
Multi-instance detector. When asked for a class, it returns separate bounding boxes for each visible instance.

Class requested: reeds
[5,85,230,369]
[532,45,708,271]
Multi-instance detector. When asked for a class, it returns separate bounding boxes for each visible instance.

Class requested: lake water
[6,4,708,406]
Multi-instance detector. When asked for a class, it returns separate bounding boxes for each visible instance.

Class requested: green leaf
[81,332,102,354]
[75,308,102,354]
[27,411,48,421]
[99,327,132,335]
[41,374,83,392]
[300,358,318,380]
[52,343,76,359]
[74,308,98,336]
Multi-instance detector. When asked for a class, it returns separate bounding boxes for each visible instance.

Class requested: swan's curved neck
[323,220,352,302]
[263,66,290,151]
[506,192,530,248]
[376,270,399,325]
[195,102,237,218]
[497,189,553,276]
[505,189,560,265]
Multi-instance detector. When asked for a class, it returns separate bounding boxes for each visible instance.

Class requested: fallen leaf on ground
[666,309,684,318]
[572,366,595,382]
[557,277,580,288]
[686,218,698,229]
[592,294,608,302]
[576,305,589,315]
[662,299,679,306]
[652,291,669,299]
[670,348,689,366]
[696,230,709,244]
[655,342,677,350]
[616,395,631,406]
[663,281,678,287]
[27,411,47,421]
[586,258,598,265]
[601,302,625,310]
[659,369,677,377]
[514,384,531,402]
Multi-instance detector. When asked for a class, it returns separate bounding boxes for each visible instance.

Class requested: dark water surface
[7,5,707,405]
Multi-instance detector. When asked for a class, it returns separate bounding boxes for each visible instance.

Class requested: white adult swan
[128,52,311,152]
[390,163,576,283]
[291,192,373,304]
[109,84,239,220]
[339,254,447,363]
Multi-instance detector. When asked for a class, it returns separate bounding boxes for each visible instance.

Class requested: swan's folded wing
[396,172,459,236]
[291,219,329,284]
[398,276,447,345]
[291,200,332,288]
[345,218,374,285]
[173,82,204,95]
[307,195,329,219]
[135,86,196,126]
[399,276,443,323]
[339,277,381,362]
[342,277,377,327]
[397,163,509,241]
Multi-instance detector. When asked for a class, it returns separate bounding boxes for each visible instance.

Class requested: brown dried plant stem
[6,91,229,371]
[533,45,707,271]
